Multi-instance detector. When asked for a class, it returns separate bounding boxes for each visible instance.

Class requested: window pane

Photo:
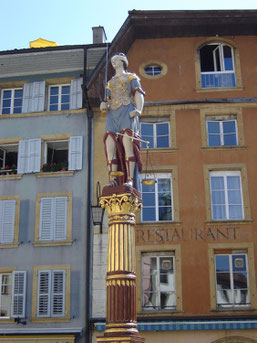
[229,205,243,219]
[211,176,224,190]
[142,192,155,206]
[142,182,155,193]
[224,134,237,146]
[158,193,171,206]
[211,190,225,204]
[207,121,220,134]
[234,289,249,305]
[2,108,10,114]
[61,95,70,103]
[216,289,233,305]
[13,107,22,114]
[50,96,58,104]
[227,176,241,189]
[223,46,233,71]
[233,271,248,289]
[156,123,169,135]
[212,204,226,220]
[159,207,172,221]
[232,255,246,271]
[14,89,23,97]
[216,272,231,289]
[3,90,11,99]
[3,99,11,108]
[228,190,242,204]
[158,178,171,192]
[14,99,22,107]
[50,87,59,95]
[61,103,69,110]
[157,136,169,148]
[223,121,235,133]
[209,134,221,146]
[200,45,217,72]
[50,104,58,111]
[62,86,70,95]
[216,255,230,272]
[141,124,153,136]
[142,208,156,221]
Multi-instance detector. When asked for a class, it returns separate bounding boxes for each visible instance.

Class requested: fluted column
[97,186,145,343]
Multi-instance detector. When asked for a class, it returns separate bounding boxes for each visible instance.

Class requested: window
[32,265,70,321]
[48,85,70,111]
[210,171,244,220]
[35,192,72,246]
[142,252,176,311]
[200,43,235,88]
[37,269,65,317]
[42,135,83,172]
[39,196,68,241]
[0,271,26,318]
[0,144,18,175]
[215,251,249,308]
[0,199,15,244]
[141,173,173,222]
[140,121,170,148]
[206,115,238,146]
[144,65,162,76]
[1,89,23,114]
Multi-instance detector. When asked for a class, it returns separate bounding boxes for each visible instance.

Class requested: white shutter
[54,197,67,241]
[68,136,83,171]
[52,270,65,316]
[11,271,26,318]
[37,270,51,317]
[22,83,33,113]
[39,198,54,241]
[70,78,82,109]
[32,81,45,112]
[0,200,15,244]
[17,140,30,174]
[28,139,41,173]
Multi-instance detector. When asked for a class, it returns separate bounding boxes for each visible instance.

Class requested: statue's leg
[105,134,118,186]
[122,132,135,186]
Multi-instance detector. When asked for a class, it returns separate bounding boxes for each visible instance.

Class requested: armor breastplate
[107,74,133,110]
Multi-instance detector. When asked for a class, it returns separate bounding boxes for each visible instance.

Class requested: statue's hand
[100,101,108,113]
[129,109,141,118]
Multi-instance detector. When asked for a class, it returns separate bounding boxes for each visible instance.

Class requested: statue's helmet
[111,53,128,68]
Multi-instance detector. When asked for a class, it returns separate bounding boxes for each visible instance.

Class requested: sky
[0,0,256,51]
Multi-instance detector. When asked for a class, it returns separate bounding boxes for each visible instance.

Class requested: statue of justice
[100,53,145,189]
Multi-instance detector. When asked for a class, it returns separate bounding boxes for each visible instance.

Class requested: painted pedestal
[97,185,145,343]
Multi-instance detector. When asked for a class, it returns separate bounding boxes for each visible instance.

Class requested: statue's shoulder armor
[127,72,140,82]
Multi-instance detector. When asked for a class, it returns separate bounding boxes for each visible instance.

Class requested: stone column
[97,185,145,343]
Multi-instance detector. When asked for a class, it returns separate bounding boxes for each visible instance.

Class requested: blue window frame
[141,122,170,149]
[49,85,70,111]
[1,89,23,114]
[210,171,244,220]
[141,173,173,222]
[200,44,235,88]
[207,119,238,146]
[215,253,249,307]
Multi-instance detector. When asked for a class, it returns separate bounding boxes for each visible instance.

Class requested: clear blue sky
[0,0,256,51]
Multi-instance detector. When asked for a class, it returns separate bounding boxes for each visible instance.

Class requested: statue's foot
[123,180,133,187]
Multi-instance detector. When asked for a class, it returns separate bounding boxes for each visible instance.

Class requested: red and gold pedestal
[97,185,145,343]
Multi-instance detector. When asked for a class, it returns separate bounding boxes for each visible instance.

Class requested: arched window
[199,43,235,88]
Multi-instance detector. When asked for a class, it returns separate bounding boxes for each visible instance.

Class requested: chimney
[92,26,107,44]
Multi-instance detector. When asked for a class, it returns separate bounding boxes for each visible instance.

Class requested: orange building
[90,10,257,343]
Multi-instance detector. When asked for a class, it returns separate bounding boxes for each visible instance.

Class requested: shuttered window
[0,271,26,318]
[68,136,83,170]
[70,78,83,110]
[39,197,68,241]
[17,139,41,174]
[0,199,16,244]
[37,270,65,317]
[22,81,46,113]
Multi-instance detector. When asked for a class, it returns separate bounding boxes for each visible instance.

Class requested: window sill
[136,221,182,227]
[0,108,86,119]
[211,307,255,312]
[195,86,243,93]
[141,147,178,153]
[201,145,247,150]
[36,171,74,178]
[0,318,15,323]
[0,242,19,249]
[206,220,253,225]
[138,310,183,317]
[30,316,70,323]
[33,240,73,247]
[0,174,22,181]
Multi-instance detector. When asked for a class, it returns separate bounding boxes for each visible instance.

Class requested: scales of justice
[97,52,155,343]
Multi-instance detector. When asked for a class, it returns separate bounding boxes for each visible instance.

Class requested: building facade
[91,10,257,343]
[0,40,106,343]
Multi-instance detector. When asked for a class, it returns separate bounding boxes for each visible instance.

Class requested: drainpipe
[83,46,94,343]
